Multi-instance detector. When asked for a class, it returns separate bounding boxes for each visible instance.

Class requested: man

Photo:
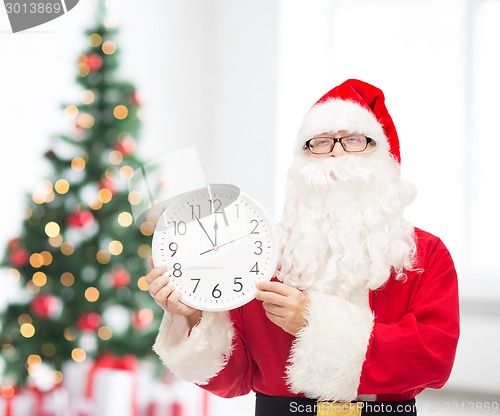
[146,79,460,416]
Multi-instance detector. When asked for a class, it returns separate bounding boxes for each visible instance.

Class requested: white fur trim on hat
[296,99,390,156]
[153,311,234,384]
[286,291,374,401]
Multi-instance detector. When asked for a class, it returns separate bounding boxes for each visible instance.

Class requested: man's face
[303,130,376,159]
[279,128,415,292]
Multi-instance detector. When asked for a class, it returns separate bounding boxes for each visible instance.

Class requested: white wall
[112,0,279,216]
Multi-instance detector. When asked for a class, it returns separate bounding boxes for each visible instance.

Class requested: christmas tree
[0,4,161,388]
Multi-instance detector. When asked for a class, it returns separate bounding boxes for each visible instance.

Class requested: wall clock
[152,184,278,311]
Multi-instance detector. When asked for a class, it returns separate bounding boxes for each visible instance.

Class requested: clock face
[151,185,279,311]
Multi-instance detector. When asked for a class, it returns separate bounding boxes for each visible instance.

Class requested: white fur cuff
[153,311,234,384]
[286,291,374,401]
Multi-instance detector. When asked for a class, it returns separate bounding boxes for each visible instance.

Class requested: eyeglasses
[303,134,376,154]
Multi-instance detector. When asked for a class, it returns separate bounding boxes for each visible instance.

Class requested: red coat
[153,228,460,402]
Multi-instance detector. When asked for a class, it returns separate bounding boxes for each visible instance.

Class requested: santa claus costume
[153,79,460,415]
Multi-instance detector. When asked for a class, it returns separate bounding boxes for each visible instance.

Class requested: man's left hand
[256,281,309,336]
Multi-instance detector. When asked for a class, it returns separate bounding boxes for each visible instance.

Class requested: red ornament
[114,136,136,156]
[31,295,61,319]
[7,238,21,250]
[9,247,30,267]
[130,91,141,106]
[111,269,130,288]
[87,53,103,71]
[67,210,94,228]
[132,309,154,330]
[77,312,101,332]
[44,150,57,160]
[99,178,116,194]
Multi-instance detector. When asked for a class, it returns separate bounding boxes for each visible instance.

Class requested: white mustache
[294,155,382,190]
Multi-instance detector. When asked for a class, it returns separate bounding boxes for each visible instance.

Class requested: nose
[329,140,347,157]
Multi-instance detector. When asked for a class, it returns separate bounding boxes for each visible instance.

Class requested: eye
[310,137,332,146]
[345,135,364,144]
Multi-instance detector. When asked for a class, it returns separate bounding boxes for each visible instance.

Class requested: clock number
[233,277,243,292]
[172,221,187,235]
[250,262,260,274]
[212,284,222,298]
[209,199,222,214]
[234,203,240,219]
[254,241,262,255]
[172,263,182,277]
[190,204,201,220]
[169,242,178,257]
[191,278,201,293]
[250,219,259,234]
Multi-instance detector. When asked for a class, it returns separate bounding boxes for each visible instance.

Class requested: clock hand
[221,209,229,226]
[200,232,252,255]
[193,212,216,247]
[214,213,218,247]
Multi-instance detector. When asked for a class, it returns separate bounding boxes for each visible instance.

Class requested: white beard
[277,151,417,299]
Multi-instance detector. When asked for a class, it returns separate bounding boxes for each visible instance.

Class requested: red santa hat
[297,79,401,164]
